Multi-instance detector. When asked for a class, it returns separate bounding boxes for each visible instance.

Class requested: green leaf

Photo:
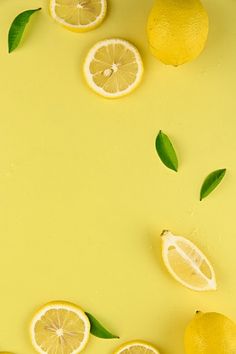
[85,312,119,339]
[155,130,178,172]
[8,8,41,53]
[200,169,226,201]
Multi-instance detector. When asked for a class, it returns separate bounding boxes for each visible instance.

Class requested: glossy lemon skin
[147,0,209,66]
[184,312,236,354]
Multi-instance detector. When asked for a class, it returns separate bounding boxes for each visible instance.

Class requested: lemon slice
[30,301,90,354]
[114,341,160,354]
[50,0,107,32]
[83,39,144,98]
[161,231,216,291]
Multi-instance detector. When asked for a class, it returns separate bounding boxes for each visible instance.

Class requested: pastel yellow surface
[0,0,236,353]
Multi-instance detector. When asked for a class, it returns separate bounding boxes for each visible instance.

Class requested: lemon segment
[50,0,107,32]
[30,301,90,354]
[161,231,216,291]
[83,39,144,98]
[114,341,160,354]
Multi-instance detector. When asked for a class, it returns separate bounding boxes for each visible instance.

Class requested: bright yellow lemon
[185,311,236,354]
[147,0,209,66]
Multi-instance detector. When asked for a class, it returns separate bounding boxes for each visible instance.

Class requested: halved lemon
[114,341,160,354]
[83,39,144,98]
[30,301,90,354]
[50,0,107,32]
[161,230,217,291]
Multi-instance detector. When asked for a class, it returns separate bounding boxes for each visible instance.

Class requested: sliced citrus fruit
[83,39,144,98]
[50,0,107,32]
[30,301,90,354]
[114,341,160,354]
[161,230,216,291]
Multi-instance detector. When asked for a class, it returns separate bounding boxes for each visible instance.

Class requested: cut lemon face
[83,39,144,98]
[161,231,216,292]
[50,0,107,32]
[30,301,90,354]
[114,341,160,354]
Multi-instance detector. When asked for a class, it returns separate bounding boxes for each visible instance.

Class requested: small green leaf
[8,8,41,53]
[155,130,178,172]
[85,312,119,339]
[200,169,226,201]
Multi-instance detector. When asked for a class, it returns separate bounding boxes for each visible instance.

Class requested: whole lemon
[147,0,209,66]
[184,311,236,354]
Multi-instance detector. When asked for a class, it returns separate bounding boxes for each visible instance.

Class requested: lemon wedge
[30,301,90,354]
[161,231,216,291]
[83,39,143,98]
[50,0,107,32]
[114,341,160,354]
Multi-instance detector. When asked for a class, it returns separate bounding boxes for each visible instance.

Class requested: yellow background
[1,0,236,353]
